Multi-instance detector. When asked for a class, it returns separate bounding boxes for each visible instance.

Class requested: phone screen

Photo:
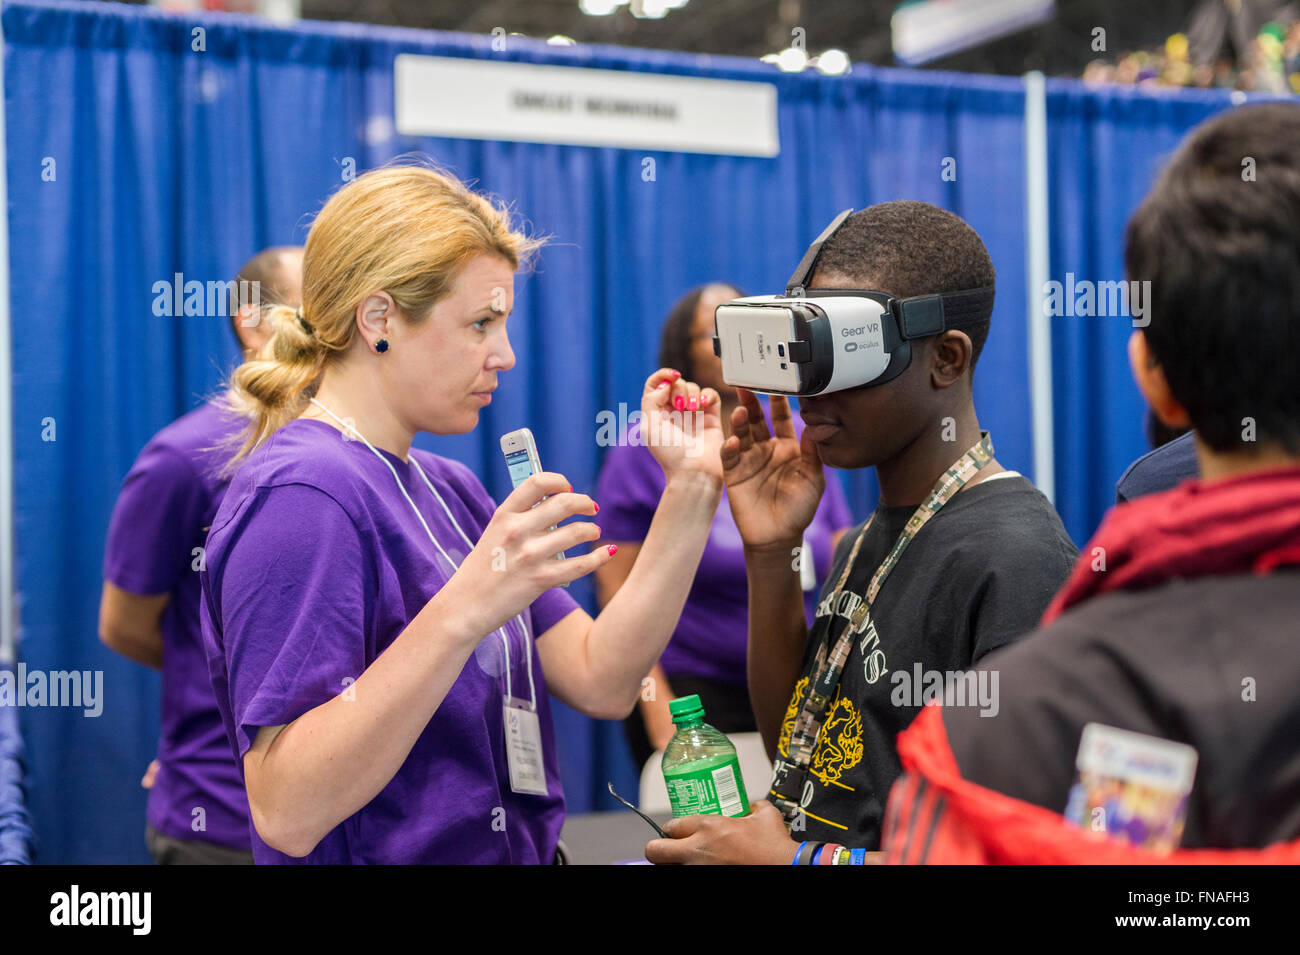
[502,434,565,570]
[505,448,534,489]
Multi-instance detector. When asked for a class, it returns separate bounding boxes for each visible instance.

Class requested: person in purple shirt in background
[100,245,304,864]
[200,162,726,864]
[596,284,853,769]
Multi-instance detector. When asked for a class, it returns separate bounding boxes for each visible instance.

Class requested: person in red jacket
[881,102,1300,864]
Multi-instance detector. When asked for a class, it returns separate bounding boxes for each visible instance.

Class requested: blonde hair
[217,161,543,478]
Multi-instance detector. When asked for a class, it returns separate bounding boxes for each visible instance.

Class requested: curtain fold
[0,665,36,864]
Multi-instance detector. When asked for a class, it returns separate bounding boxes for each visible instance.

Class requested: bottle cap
[668,694,705,723]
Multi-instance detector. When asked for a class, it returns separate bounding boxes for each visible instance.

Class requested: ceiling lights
[761,47,852,75]
[579,0,690,18]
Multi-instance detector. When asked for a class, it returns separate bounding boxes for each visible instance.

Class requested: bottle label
[664,759,748,818]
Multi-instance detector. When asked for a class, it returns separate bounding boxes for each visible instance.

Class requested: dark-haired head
[1125,102,1300,458]
[658,283,746,398]
[800,201,997,472]
[812,201,996,370]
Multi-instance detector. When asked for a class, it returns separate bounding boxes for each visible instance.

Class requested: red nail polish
[688,398,698,410]
[657,381,669,390]
[607,544,618,556]
[674,395,685,411]
[593,502,600,514]
[671,370,682,380]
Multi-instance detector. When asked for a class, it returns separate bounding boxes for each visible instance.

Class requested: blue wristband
[792,841,808,865]
[811,843,825,865]
[850,847,866,866]
[794,841,821,865]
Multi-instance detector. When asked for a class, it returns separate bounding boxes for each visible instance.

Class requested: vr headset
[712,209,995,396]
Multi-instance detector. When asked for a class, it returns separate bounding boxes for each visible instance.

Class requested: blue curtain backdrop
[1042,82,1238,540]
[2,0,1255,862]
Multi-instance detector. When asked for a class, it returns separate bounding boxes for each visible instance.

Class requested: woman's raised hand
[640,368,725,484]
[446,472,613,638]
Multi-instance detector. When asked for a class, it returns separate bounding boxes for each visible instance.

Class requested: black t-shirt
[774,473,1078,849]
[944,571,1300,849]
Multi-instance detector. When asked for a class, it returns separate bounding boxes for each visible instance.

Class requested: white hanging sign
[394,54,780,157]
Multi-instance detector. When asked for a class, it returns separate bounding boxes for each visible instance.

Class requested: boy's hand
[722,389,825,549]
[645,799,797,865]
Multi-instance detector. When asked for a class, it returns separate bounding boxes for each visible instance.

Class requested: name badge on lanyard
[306,397,553,800]
[503,697,549,796]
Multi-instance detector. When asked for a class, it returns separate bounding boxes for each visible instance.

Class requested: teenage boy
[100,246,302,864]
[881,103,1300,863]
[646,201,1078,864]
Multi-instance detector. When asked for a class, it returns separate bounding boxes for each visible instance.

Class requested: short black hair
[228,246,302,342]
[812,201,997,370]
[1125,103,1300,454]
[658,283,745,380]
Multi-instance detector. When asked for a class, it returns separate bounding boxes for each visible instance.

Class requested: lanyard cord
[771,432,995,818]
[407,452,537,711]
[306,398,535,710]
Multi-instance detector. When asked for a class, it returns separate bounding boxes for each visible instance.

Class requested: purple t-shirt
[595,413,854,685]
[200,418,580,864]
[103,399,252,851]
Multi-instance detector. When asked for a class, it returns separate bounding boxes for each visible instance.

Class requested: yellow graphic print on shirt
[776,677,806,759]
[778,676,863,788]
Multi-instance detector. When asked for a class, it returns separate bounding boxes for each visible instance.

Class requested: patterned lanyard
[770,432,994,821]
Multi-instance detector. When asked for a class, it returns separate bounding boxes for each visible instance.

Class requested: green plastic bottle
[662,694,749,818]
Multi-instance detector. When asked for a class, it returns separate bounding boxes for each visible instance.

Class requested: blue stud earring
[375,339,389,354]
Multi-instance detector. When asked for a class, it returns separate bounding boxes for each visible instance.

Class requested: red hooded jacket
[881,466,1300,864]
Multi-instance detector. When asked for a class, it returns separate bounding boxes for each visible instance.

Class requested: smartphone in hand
[500,428,566,563]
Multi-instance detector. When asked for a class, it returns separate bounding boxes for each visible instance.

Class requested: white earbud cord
[307,398,535,710]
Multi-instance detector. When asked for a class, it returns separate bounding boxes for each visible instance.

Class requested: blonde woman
[200,164,724,863]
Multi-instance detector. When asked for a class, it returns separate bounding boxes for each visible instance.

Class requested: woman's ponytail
[217,304,330,478]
